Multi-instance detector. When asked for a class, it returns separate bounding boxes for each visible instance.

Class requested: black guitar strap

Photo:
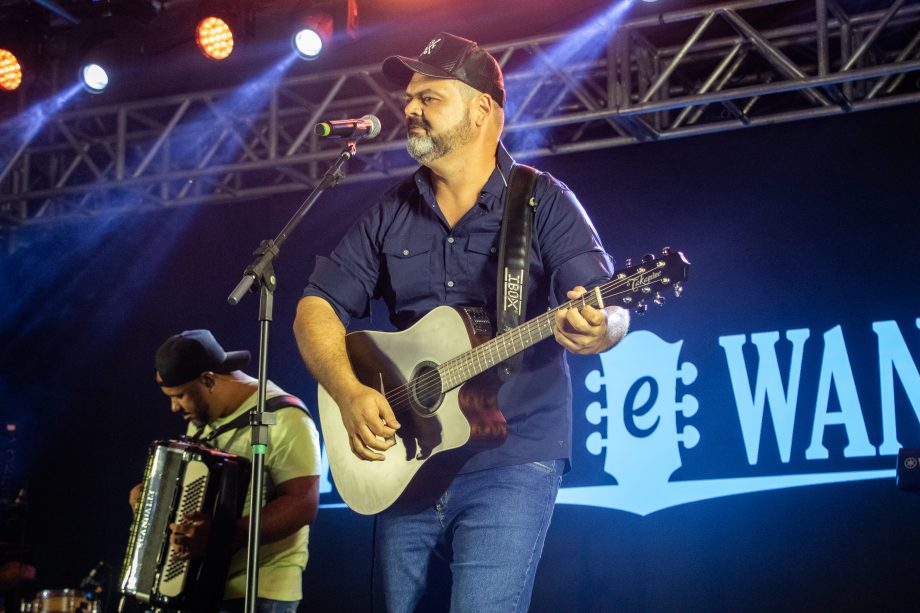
[192,394,312,445]
[496,163,540,382]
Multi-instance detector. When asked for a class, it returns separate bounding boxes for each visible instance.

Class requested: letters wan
[719,318,920,464]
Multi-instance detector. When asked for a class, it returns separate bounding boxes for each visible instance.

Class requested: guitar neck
[437,291,603,391]
[435,252,685,391]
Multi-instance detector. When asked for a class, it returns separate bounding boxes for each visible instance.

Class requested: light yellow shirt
[187,381,321,602]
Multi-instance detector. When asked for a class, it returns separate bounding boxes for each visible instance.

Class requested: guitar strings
[380,261,674,413]
[381,263,667,413]
[382,292,618,413]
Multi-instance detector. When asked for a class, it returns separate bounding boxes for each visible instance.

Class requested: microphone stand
[227,139,359,613]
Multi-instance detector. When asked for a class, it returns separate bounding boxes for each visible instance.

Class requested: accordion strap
[496,163,540,381]
[193,394,312,444]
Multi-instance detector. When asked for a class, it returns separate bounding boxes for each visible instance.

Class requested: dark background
[2,101,919,612]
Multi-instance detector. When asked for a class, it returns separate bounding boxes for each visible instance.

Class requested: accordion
[119,439,250,613]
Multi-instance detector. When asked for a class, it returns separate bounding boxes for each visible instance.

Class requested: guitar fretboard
[436,257,675,390]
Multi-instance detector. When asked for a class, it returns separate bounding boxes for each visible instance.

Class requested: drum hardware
[20,589,99,613]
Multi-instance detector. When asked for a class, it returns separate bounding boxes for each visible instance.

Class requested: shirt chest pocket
[381,235,434,302]
[461,232,499,285]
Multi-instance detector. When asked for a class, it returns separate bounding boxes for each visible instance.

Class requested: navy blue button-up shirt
[304,143,614,472]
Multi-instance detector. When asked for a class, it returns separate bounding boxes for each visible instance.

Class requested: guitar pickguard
[459,306,493,338]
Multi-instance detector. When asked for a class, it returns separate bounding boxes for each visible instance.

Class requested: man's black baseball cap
[383,32,506,107]
[155,329,250,387]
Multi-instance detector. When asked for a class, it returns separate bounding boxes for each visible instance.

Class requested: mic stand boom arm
[227,140,358,613]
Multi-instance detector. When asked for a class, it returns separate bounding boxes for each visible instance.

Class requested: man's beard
[406,111,473,165]
[187,387,212,427]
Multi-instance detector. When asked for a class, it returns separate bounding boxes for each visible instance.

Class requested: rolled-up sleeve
[534,176,615,304]
[302,202,385,325]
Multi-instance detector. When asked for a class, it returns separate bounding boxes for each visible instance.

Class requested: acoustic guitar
[318,249,690,514]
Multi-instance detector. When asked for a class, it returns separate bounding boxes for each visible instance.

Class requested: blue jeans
[220,598,300,613]
[376,459,564,613]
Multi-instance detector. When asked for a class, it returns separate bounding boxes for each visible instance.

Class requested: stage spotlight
[0,15,41,93]
[0,48,23,91]
[79,62,109,93]
[195,0,245,61]
[70,14,145,95]
[292,13,333,60]
[196,16,234,60]
[77,36,122,94]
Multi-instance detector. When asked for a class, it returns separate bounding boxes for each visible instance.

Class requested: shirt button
[490,247,497,254]
[402,249,409,256]
[447,237,455,244]
[447,281,455,288]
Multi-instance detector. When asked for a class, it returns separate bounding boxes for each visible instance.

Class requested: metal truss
[2,0,920,233]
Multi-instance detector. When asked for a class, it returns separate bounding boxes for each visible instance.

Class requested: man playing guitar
[294,32,628,612]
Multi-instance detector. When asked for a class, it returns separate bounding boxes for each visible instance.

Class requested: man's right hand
[338,384,401,461]
[294,296,400,461]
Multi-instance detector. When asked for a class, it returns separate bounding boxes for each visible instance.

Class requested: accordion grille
[158,460,209,597]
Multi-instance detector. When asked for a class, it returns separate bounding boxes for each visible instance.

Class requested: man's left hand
[169,511,211,560]
[554,286,628,355]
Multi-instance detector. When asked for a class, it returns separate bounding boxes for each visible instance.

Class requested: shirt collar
[413,141,517,212]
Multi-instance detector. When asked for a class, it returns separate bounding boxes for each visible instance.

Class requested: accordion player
[119,439,250,613]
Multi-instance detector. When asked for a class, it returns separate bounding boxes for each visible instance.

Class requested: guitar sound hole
[409,361,443,417]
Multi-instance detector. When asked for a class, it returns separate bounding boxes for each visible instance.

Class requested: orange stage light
[0,49,23,91]
[196,16,234,60]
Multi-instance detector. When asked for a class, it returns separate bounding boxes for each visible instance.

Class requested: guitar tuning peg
[642,253,656,263]
[624,257,633,268]
[673,282,684,298]
[653,292,665,306]
[661,246,671,256]
[634,300,647,315]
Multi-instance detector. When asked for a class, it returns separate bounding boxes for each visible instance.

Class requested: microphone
[314,114,381,140]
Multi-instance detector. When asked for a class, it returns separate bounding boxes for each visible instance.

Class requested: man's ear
[200,372,215,389]
[474,93,493,127]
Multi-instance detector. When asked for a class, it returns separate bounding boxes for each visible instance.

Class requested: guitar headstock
[611,247,690,314]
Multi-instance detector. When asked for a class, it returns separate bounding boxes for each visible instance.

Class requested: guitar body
[318,305,508,515]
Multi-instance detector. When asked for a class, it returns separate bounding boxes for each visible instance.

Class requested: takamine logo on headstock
[608,247,689,315]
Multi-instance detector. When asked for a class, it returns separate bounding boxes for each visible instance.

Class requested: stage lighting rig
[195,0,248,61]
[197,16,234,60]
[291,12,333,60]
[79,61,109,93]
[288,0,358,60]
[77,41,118,94]
[73,15,144,94]
[0,12,45,93]
[0,48,23,91]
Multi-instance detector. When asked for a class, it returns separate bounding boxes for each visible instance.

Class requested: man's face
[157,374,212,427]
[404,74,474,165]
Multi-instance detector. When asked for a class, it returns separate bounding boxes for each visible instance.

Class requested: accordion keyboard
[158,459,209,597]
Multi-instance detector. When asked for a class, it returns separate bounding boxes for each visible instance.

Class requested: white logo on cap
[422,37,442,56]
